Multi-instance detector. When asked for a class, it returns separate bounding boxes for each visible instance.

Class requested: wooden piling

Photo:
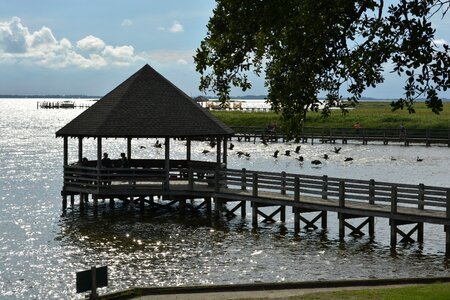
[252,203,258,228]
[241,201,246,217]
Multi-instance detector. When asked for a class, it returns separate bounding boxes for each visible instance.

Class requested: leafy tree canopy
[195,0,450,136]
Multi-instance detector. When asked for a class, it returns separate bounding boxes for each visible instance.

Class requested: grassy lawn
[211,102,450,129]
[239,283,450,300]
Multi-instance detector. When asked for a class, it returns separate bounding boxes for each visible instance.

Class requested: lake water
[1,99,449,299]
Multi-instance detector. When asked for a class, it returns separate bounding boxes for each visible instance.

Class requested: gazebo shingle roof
[56,64,234,138]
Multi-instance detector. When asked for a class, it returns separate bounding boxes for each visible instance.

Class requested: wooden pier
[62,159,450,256]
[57,64,450,259]
[37,100,92,109]
[231,126,450,146]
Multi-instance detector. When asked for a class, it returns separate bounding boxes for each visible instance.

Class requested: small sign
[76,266,108,293]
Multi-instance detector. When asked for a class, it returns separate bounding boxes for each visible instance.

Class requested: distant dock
[37,100,93,109]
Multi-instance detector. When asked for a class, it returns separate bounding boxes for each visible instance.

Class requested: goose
[244,152,251,158]
[296,156,304,162]
[333,147,342,154]
[344,157,353,162]
[202,149,210,154]
[236,151,245,156]
[284,150,291,156]
[272,150,280,158]
[416,156,423,162]
[323,154,329,160]
[294,145,301,154]
[154,140,162,148]
[311,160,322,165]
[390,156,397,161]
[229,143,235,150]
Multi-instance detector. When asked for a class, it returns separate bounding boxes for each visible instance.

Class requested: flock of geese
[141,139,425,165]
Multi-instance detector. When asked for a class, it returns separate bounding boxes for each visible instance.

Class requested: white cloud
[77,35,106,52]
[169,21,184,33]
[121,19,133,27]
[145,50,193,65]
[433,38,448,46]
[0,17,144,69]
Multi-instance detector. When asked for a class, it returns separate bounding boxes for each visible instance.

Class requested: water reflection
[1,99,450,298]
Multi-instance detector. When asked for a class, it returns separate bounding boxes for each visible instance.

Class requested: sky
[0,0,449,99]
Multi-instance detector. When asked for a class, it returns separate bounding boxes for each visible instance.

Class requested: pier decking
[62,159,450,256]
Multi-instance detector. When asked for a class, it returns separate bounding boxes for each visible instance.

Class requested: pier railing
[231,126,450,146]
[63,162,450,222]
[222,168,448,209]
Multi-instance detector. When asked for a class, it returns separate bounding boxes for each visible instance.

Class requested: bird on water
[272,150,279,158]
[294,145,301,154]
[311,160,322,165]
[333,147,342,154]
[344,157,353,162]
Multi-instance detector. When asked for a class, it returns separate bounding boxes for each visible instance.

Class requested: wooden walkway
[231,126,450,146]
[62,160,450,256]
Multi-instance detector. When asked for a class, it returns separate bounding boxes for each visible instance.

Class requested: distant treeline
[0,95,100,99]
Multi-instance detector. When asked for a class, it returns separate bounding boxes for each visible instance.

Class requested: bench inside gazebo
[56,64,234,209]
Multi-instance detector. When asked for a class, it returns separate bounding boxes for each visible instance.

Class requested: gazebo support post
[95,137,102,208]
[165,137,170,189]
[62,136,68,210]
[186,139,191,161]
[127,137,132,161]
[78,137,83,163]
[216,136,222,165]
[223,138,227,167]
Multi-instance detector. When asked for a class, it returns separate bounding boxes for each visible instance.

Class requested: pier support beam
[251,203,286,227]
[338,214,374,238]
[62,193,67,211]
[224,201,246,218]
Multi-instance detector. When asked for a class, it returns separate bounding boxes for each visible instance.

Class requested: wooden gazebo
[56,64,233,209]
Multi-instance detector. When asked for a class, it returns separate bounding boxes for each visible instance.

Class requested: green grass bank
[211,102,450,129]
[248,282,450,300]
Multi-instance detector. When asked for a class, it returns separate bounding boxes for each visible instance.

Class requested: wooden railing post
[252,173,258,197]
[390,185,398,248]
[446,190,450,257]
[417,183,425,243]
[322,175,328,199]
[368,179,375,236]
[418,183,425,210]
[215,166,220,193]
[241,168,247,190]
[339,180,345,240]
[294,176,300,234]
[281,171,286,195]
[391,185,398,214]
[188,167,194,190]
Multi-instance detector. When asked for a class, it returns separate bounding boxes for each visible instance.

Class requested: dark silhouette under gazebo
[57,64,233,209]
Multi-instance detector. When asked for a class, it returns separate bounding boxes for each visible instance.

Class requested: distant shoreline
[0,95,100,99]
[0,95,449,102]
